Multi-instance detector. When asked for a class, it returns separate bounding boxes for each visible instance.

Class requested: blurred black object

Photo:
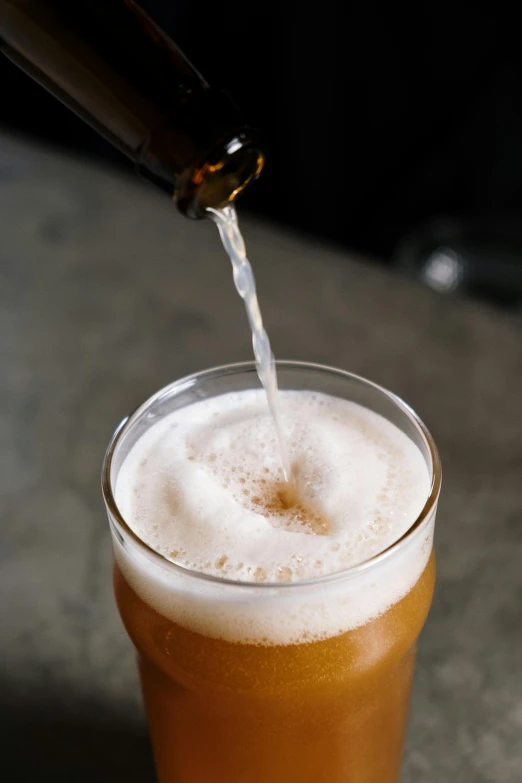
[393,215,522,308]
[2,1,522,308]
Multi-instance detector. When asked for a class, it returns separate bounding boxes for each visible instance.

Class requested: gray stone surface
[1,131,521,782]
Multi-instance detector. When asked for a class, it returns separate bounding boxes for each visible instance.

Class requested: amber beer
[113,557,435,783]
[103,363,440,783]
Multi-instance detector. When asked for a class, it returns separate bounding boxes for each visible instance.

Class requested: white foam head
[113,390,435,645]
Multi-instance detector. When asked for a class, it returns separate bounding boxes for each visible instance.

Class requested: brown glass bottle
[0,0,264,217]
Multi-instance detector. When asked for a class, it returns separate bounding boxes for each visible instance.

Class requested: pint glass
[102,362,441,783]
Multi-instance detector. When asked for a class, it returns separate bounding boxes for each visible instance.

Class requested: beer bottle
[0,0,265,217]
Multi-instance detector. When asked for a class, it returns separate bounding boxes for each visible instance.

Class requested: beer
[0,0,264,216]
[210,206,293,485]
[103,364,440,783]
[113,557,434,782]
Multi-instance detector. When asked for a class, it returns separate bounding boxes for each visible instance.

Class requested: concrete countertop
[1,133,521,782]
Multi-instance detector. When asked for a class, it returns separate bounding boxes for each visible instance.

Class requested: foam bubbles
[113,390,434,643]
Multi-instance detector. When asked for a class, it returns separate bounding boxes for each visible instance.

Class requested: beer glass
[102,361,441,783]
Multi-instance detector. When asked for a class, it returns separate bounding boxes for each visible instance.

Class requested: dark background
[2,2,522,305]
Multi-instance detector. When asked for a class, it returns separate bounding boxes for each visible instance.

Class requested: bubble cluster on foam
[114,390,433,644]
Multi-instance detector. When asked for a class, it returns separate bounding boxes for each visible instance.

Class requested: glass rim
[102,360,441,590]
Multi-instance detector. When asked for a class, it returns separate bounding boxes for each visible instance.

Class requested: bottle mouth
[176,131,265,219]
